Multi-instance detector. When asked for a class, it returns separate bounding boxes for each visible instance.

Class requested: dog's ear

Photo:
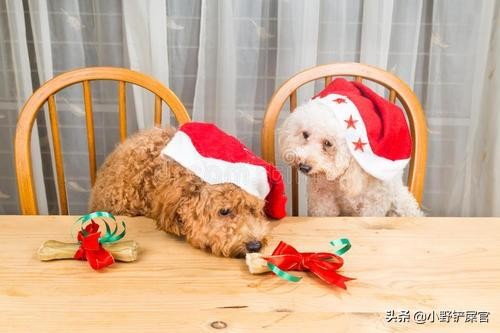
[152,176,203,237]
[338,158,370,196]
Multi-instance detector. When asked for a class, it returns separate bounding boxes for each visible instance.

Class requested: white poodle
[278,79,423,217]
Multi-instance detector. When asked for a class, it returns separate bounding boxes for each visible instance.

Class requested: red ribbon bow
[73,221,115,270]
[265,241,354,289]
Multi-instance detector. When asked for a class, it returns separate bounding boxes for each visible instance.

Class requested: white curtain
[1,0,48,213]
[0,0,498,216]
[123,0,170,129]
[192,0,237,134]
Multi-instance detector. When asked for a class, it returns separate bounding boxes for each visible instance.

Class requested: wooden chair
[261,63,427,216]
[15,67,191,215]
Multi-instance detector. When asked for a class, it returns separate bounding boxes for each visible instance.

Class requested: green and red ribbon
[264,238,354,289]
[73,211,126,270]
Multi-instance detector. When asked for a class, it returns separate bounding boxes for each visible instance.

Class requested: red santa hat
[312,78,412,181]
[161,122,287,219]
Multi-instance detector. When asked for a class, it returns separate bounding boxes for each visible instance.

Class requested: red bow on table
[264,241,354,289]
[73,221,115,270]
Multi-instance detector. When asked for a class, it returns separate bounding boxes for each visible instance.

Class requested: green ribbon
[267,263,302,282]
[330,238,351,256]
[267,238,352,283]
[74,211,126,244]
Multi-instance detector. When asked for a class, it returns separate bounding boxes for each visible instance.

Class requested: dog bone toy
[245,239,354,289]
[38,239,138,262]
[38,211,138,270]
[246,252,271,274]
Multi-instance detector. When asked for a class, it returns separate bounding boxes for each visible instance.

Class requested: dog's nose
[245,241,262,253]
[298,163,312,174]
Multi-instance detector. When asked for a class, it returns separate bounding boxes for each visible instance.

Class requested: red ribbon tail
[85,248,115,270]
[73,248,86,261]
[311,264,355,289]
[329,275,355,290]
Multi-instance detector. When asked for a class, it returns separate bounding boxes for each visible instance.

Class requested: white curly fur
[279,100,423,217]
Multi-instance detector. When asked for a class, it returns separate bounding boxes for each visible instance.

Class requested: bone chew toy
[245,240,355,289]
[38,240,139,262]
[246,252,271,274]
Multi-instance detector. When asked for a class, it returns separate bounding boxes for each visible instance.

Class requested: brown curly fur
[89,127,270,257]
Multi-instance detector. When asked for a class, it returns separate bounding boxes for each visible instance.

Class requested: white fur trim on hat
[160,131,271,199]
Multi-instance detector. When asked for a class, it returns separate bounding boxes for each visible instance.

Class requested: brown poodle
[89,127,270,257]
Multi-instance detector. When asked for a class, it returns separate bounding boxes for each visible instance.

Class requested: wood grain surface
[0,216,498,332]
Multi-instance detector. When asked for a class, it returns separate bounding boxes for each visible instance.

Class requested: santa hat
[161,122,287,219]
[312,78,412,181]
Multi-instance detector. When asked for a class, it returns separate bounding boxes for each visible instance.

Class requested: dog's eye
[323,140,332,148]
[302,131,310,139]
[218,208,231,216]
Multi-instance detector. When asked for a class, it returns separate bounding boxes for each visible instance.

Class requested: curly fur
[279,100,423,217]
[89,127,270,257]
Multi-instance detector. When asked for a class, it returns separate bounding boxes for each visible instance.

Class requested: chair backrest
[261,62,427,216]
[15,67,191,215]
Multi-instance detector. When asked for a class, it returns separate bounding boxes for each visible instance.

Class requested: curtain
[123,0,170,129]
[1,0,48,213]
[0,0,498,216]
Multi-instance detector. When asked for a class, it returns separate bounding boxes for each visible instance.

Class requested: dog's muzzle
[245,240,262,253]
[298,163,312,174]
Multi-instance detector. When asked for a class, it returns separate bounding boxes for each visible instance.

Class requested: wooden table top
[0,215,499,332]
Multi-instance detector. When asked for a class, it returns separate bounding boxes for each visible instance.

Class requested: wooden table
[1,216,499,332]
